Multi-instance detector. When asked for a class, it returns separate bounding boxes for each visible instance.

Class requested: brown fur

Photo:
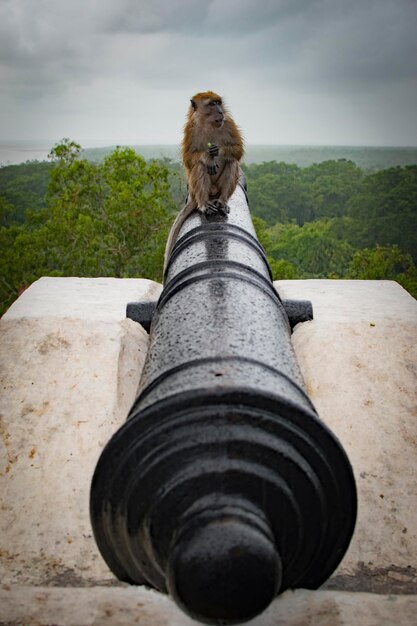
[164,91,244,275]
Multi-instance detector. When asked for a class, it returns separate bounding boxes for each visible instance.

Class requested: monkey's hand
[206,159,220,176]
[205,199,230,216]
[207,143,219,157]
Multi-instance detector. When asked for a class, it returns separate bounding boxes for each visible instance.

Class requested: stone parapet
[1,277,416,624]
[275,280,417,594]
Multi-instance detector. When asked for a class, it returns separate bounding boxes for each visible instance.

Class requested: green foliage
[348,245,415,279]
[156,157,187,207]
[267,220,355,278]
[347,246,417,297]
[268,258,300,280]
[80,144,417,169]
[244,162,313,225]
[244,159,363,226]
[305,160,363,218]
[1,148,417,314]
[242,146,417,169]
[0,160,52,224]
[0,140,175,314]
[345,166,417,261]
[252,215,299,278]
[244,160,417,298]
[0,195,15,227]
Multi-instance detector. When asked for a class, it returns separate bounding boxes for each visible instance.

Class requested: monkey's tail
[163,198,198,277]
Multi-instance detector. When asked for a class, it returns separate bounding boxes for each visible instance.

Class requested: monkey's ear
[190,99,196,110]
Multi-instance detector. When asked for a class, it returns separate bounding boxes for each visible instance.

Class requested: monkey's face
[207,99,224,128]
[193,97,224,128]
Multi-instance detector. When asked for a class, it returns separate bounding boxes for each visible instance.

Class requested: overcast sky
[1,0,416,147]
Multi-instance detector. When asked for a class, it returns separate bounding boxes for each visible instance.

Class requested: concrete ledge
[1,586,416,626]
[0,278,161,587]
[1,278,417,624]
[275,280,417,593]
[3,276,162,322]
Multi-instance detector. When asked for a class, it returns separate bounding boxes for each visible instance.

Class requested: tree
[244,159,362,226]
[347,245,417,298]
[301,160,363,220]
[346,166,417,261]
[252,215,299,279]
[268,220,355,277]
[0,195,14,227]
[0,160,51,224]
[0,140,175,315]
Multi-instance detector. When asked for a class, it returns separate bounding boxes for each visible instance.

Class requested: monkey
[163,91,244,274]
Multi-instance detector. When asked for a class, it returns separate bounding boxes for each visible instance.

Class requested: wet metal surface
[126,298,312,333]
[91,183,357,625]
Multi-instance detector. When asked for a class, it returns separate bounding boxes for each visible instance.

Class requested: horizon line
[1,141,417,149]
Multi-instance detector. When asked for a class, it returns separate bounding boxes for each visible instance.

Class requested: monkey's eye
[209,101,216,106]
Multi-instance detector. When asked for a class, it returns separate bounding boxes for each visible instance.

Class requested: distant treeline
[242,160,417,296]
[1,140,416,315]
[81,144,417,171]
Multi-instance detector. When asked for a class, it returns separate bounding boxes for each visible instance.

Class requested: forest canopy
[1,140,416,315]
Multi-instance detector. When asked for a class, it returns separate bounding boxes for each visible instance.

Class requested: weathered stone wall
[0,278,161,587]
[276,280,417,594]
[1,277,416,625]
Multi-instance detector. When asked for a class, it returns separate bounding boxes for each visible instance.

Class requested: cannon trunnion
[90,182,357,625]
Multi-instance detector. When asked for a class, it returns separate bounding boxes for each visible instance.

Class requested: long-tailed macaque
[163,91,244,274]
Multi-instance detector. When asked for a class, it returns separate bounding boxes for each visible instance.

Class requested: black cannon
[90,178,357,625]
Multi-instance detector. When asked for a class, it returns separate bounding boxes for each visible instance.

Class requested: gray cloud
[0,0,416,145]
[98,0,314,36]
[101,0,210,34]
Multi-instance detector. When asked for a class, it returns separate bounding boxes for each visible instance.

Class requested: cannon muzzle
[90,178,356,624]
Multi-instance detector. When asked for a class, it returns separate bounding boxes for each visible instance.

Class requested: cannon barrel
[90,179,357,625]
